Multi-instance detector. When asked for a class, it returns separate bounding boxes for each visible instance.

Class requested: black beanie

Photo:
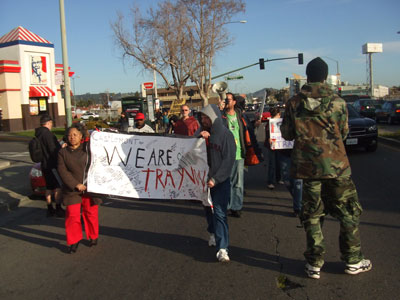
[40,114,52,125]
[306,57,328,82]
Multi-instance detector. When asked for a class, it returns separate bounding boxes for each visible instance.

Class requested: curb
[0,134,31,142]
[0,188,32,216]
[378,136,400,148]
[0,160,11,169]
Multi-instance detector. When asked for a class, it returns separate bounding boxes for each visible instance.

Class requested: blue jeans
[204,178,230,251]
[278,153,303,212]
[228,159,244,211]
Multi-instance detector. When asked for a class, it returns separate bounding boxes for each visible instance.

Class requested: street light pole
[72,75,80,113]
[59,0,72,127]
[225,20,247,24]
[322,56,340,75]
[212,54,304,80]
[322,56,340,86]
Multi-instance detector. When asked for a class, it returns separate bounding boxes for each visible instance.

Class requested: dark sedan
[375,100,400,124]
[352,99,382,119]
[345,104,378,152]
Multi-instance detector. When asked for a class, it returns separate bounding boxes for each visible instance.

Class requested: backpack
[29,136,44,163]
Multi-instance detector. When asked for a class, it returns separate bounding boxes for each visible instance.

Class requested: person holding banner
[265,107,302,216]
[58,124,102,254]
[281,57,371,279]
[264,107,283,190]
[132,113,155,133]
[174,105,200,136]
[199,104,236,262]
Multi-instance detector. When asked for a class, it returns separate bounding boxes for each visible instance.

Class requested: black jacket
[35,126,61,170]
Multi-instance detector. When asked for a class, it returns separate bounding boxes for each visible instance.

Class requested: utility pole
[153,68,158,99]
[59,0,72,127]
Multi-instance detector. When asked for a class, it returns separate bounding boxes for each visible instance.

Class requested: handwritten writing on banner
[87,131,209,201]
[269,118,294,150]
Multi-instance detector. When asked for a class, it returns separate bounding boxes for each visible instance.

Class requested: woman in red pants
[57,124,101,253]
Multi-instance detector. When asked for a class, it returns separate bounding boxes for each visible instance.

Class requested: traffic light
[298,53,304,65]
[259,58,265,70]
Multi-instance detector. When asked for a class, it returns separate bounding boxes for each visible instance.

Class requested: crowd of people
[34,57,371,278]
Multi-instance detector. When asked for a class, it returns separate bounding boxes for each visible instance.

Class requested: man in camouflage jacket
[281,57,371,279]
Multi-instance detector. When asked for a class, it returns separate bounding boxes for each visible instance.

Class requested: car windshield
[362,100,379,106]
[347,104,360,118]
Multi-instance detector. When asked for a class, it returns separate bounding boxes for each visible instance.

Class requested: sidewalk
[0,133,32,215]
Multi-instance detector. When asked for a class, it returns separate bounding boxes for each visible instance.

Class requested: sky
[1,0,400,95]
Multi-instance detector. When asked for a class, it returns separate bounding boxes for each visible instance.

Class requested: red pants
[65,196,99,245]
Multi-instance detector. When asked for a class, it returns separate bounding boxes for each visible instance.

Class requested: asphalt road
[0,132,400,299]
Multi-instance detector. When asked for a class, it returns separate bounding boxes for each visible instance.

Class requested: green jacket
[281,82,351,179]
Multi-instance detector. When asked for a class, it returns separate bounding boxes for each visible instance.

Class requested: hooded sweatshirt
[281,82,351,179]
[200,104,236,185]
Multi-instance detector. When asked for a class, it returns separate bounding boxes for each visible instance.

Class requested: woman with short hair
[57,124,102,253]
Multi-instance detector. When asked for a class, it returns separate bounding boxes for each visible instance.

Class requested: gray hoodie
[200,104,236,185]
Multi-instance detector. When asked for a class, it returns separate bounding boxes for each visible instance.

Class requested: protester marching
[23,58,371,280]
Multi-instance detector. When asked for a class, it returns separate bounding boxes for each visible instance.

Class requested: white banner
[87,131,209,201]
[269,118,294,150]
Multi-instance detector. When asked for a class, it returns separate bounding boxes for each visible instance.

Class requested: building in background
[143,85,219,115]
[0,26,74,131]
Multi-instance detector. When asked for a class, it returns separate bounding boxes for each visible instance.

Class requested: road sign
[226,75,244,80]
[143,82,154,89]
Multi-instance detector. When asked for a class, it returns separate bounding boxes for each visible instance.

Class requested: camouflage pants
[301,176,364,267]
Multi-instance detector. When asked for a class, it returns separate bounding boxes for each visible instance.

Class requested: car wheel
[366,142,378,152]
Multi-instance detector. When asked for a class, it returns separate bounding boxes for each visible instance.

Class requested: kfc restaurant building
[0,26,73,132]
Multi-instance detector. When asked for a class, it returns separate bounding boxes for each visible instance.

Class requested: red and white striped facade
[0,27,72,131]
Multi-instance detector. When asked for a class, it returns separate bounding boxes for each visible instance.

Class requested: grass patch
[9,127,66,140]
[380,131,400,141]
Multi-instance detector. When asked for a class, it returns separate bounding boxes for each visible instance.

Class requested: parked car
[29,162,46,196]
[81,112,99,120]
[345,104,378,152]
[341,94,370,105]
[352,99,382,119]
[245,103,256,111]
[375,100,400,124]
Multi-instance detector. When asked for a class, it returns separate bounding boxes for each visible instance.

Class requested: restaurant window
[29,97,48,115]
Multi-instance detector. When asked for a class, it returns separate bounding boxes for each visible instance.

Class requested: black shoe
[55,206,66,218]
[46,205,55,217]
[230,210,241,218]
[69,241,80,253]
[293,210,300,218]
[89,238,98,247]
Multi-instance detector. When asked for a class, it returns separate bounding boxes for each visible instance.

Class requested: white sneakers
[208,234,216,247]
[267,184,275,189]
[345,259,372,275]
[216,249,230,262]
[305,263,321,279]
[305,259,372,279]
[208,235,229,262]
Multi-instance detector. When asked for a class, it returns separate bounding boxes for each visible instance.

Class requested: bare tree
[111,0,245,106]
